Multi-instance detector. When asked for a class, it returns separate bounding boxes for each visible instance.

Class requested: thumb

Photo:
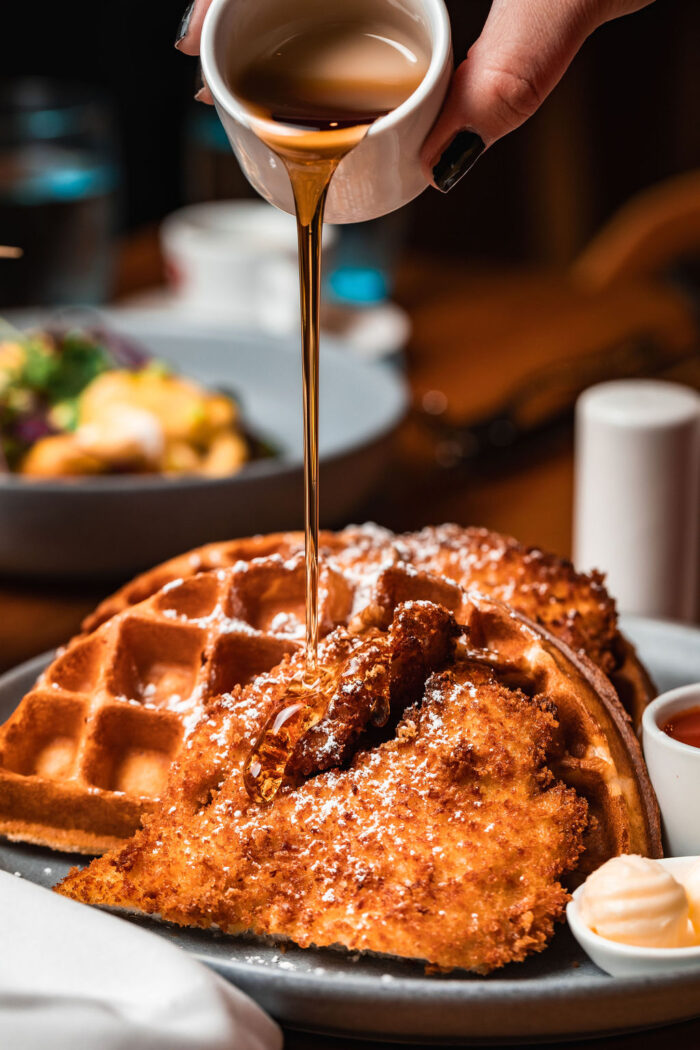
[422,0,654,192]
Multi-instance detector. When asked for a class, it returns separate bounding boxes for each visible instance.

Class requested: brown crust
[58,596,590,974]
[80,524,652,729]
[0,770,152,854]
[463,599,661,866]
[0,823,126,856]
[610,632,658,731]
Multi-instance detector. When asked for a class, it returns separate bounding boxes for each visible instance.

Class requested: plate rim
[620,612,700,645]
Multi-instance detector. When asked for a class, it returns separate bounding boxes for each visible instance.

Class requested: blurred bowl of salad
[0,323,263,478]
[0,311,406,579]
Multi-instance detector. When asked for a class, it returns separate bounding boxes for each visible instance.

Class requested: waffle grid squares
[0,552,354,852]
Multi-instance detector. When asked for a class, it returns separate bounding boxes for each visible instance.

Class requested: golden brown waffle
[82,524,654,726]
[0,553,354,853]
[58,573,660,973]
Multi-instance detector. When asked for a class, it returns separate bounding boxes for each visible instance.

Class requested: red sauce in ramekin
[662,706,700,750]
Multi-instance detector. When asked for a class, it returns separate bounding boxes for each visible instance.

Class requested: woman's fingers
[174,0,654,134]
[422,0,655,191]
[176,0,216,103]
[175,0,215,56]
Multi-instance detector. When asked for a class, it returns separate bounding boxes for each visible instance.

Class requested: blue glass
[0,80,120,307]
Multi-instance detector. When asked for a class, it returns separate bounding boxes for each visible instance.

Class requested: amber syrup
[231,19,427,802]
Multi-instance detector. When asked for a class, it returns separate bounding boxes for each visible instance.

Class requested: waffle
[82,524,654,727]
[0,553,349,853]
[57,573,660,973]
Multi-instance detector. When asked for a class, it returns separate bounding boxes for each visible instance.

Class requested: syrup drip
[243,665,337,803]
[231,18,427,803]
[290,154,336,678]
[244,119,372,683]
[240,133,366,804]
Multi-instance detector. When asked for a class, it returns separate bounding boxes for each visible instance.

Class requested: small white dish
[160,201,337,334]
[567,857,700,977]
[643,683,700,856]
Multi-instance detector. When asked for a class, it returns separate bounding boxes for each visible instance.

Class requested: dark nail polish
[432,130,485,193]
[175,0,195,48]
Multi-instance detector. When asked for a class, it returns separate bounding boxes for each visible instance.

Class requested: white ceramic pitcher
[200,0,452,224]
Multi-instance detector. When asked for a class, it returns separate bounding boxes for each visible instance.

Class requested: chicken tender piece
[400,525,618,675]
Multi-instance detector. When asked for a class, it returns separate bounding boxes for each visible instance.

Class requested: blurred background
[4,1,699,265]
[1,0,699,665]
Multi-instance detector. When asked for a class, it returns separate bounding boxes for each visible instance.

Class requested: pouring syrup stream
[230,18,428,801]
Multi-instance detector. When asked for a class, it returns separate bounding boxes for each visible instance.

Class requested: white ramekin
[567,856,700,977]
[160,200,335,330]
[643,684,700,857]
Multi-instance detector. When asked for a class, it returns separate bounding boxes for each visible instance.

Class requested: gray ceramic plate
[1,615,700,1044]
[0,311,407,579]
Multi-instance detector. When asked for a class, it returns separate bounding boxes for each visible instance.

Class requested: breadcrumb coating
[59,602,587,974]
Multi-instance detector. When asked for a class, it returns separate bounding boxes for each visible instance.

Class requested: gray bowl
[0,314,407,579]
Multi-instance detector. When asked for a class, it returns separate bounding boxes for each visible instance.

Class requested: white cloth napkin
[0,871,281,1050]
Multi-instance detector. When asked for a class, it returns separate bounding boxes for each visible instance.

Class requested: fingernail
[175,0,195,48]
[194,64,209,103]
[432,130,485,193]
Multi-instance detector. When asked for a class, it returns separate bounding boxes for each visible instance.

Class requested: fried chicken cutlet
[58,599,588,974]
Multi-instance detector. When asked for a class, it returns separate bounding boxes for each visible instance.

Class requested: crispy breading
[289,599,460,780]
[58,604,587,974]
[398,525,619,675]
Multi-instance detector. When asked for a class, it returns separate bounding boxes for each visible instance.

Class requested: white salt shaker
[574,379,700,621]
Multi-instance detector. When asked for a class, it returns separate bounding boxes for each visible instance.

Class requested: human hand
[421,0,655,191]
[175,0,215,102]
[175,0,654,190]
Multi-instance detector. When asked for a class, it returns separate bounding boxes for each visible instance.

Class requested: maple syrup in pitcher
[232,14,428,802]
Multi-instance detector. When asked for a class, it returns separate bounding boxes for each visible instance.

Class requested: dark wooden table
[285,1020,700,1050]
[2,232,700,1047]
